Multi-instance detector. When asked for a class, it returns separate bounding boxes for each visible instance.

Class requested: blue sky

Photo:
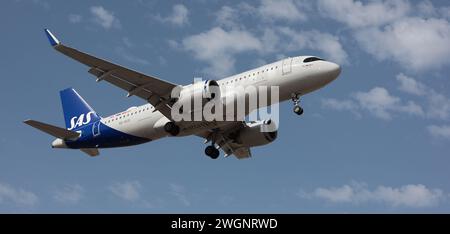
[1,0,450,213]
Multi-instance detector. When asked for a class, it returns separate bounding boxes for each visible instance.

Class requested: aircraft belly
[104,113,166,140]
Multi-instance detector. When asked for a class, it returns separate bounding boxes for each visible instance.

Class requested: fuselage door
[282,57,293,75]
[92,121,101,137]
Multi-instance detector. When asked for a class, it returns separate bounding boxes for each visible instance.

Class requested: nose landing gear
[292,93,304,116]
[293,105,304,115]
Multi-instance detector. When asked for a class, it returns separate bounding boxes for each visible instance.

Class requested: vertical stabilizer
[59,88,101,130]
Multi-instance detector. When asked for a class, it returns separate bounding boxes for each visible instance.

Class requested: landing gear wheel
[164,122,180,136]
[291,93,303,116]
[205,145,220,159]
[293,105,304,115]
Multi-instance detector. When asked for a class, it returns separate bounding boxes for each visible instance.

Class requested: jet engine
[175,80,220,105]
[166,80,221,133]
[237,119,278,147]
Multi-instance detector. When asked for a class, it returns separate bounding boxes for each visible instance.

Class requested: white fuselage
[93,56,340,142]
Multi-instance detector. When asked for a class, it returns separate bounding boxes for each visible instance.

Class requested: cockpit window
[303,57,324,63]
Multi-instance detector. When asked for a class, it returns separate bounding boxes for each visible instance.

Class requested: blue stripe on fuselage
[65,121,150,149]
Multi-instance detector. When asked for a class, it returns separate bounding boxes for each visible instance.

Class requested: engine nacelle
[237,120,278,147]
[171,80,221,116]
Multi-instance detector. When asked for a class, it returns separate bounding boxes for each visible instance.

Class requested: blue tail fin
[60,88,101,130]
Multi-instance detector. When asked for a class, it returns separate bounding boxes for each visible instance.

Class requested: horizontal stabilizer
[80,148,99,157]
[24,119,80,140]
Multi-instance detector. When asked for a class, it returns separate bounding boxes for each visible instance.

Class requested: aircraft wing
[44,29,177,119]
[219,142,252,159]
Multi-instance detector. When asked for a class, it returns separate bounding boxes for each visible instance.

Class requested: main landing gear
[292,93,304,115]
[204,131,220,159]
[205,145,220,159]
[164,122,180,136]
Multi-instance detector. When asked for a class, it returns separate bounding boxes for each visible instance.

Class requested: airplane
[24,29,341,159]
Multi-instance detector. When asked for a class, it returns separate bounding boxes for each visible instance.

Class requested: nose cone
[326,62,341,81]
[52,138,67,148]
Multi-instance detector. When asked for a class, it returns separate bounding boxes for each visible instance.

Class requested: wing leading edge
[44,29,177,120]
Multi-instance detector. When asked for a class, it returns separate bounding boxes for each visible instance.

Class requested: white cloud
[427,125,450,139]
[178,3,348,76]
[53,184,84,204]
[221,1,311,24]
[353,87,399,120]
[90,6,121,30]
[258,0,308,22]
[353,87,424,120]
[427,91,450,120]
[109,181,141,202]
[180,25,347,77]
[355,17,450,71]
[417,0,437,17]
[158,56,167,66]
[313,184,355,203]
[216,6,240,29]
[167,39,179,49]
[416,0,450,19]
[260,29,280,53]
[321,98,361,118]
[155,4,189,26]
[396,74,450,120]
[31,0,50,10]
[301,182,445,208]
[122,37,133,48]
[399,101,426,117]
[169,183,190,207]
[317,0,450,71]
[115,47,150,66]
[279,27,348,64]
[68,14,82,24]
[441,7,450,19]
[0,182,38,206]
[317,0,410,28]
[182,27,262,77]
[324,74,450,122]
[396,73,427,96]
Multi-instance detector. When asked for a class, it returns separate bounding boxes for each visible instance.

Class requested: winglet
[44,29,60,46]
